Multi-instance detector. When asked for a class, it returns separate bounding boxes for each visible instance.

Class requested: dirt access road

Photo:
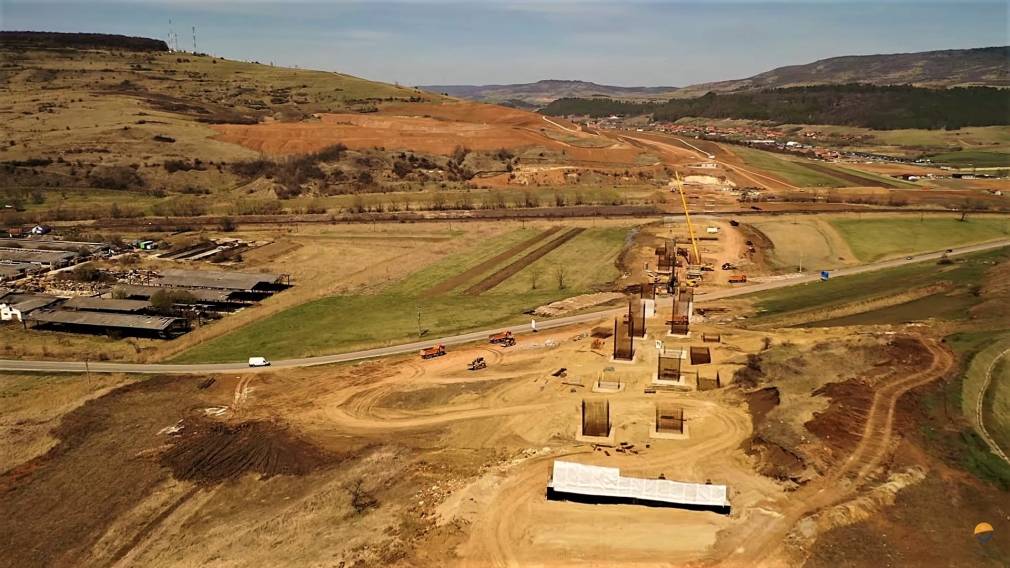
[710,336,954,566]
[1,238,1007,375]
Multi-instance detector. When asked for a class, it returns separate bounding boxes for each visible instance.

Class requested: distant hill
[0,31,169,52]
[426,47,1009,107]
[676,46,1010,97]
[419,80,680,107]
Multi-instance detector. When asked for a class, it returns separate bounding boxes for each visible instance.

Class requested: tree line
[541,85,1010,130]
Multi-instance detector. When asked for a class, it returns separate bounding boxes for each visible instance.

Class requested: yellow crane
[673,171,701,264]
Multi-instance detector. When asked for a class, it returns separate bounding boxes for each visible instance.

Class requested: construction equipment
[468,357,487,371]
[721,262,737,271]
[420,344,446,359]
[489,330,516,346]
[728,274,748,284]
[673,171,701,265]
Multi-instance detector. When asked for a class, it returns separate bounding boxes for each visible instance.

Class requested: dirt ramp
[161,418,334,484]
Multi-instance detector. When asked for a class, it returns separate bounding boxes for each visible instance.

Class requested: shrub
[88,165,144,190]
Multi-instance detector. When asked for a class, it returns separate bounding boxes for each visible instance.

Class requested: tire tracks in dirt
[976,347,1010,465]
[464,397,754,567]
[103,486,204,567]
[710,335,953,566]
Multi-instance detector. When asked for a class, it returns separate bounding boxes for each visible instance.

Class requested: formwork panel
[697,371,723,391]
[657,355,682,381]
[655,404,685,434]
[690,346,712,365]
[613,318,635,361]
[582,399,611,437]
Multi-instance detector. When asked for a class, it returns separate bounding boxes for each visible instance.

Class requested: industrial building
[0,262,38,282]
[112,284,250,311]
[0,238,111,255]
[62,297,153,314]
[0,291,61,321]
[0,248,78,269]
[155,269,288,300]
[2,266,289,338]
[26,310,188,338]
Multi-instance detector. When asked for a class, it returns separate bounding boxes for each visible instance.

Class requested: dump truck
[728,274,748,284]
[489,330,516,347]
[468,357,487,371]
[420,344,446,359]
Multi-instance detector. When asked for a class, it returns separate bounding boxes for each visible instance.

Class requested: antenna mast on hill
[192,26,197,53]
[168,19,174,51]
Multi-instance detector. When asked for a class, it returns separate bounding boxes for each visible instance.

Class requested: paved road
[3,238,1008,375]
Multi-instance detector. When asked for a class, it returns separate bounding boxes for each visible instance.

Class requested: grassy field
[987,354,1010,456]
[830,216,1010,262]
[730,146,848,187]
[172,225,631,362]
[958,332,1010,459]
[0,372,138,472]
[926,151,1010,168]
[945,330,1010,489]
[750,218,856,271]
[747,246,1009,319]
[813,162,919,188]
[0,43,439,206]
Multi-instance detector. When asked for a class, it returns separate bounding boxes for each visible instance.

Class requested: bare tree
[555,266,567,290]
[530,266,542,290]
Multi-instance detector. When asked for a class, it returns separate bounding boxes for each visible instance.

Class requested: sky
[2,1,1007,87]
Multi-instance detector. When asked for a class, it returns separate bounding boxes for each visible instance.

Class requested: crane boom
[673,171,701,264]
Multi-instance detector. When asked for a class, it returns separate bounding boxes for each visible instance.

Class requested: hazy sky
[2,1,1007,86]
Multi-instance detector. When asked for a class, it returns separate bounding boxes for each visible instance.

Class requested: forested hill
[541,85,1010,130]
[677,46,1010,96]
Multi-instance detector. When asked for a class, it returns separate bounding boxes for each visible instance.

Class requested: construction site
[3,20,1010,568]
[3,150,1010,567]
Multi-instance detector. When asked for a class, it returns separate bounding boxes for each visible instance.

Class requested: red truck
[420,344,446,359]
[488,330,516,347]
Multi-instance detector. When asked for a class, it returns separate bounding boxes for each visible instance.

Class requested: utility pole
[85,357,91,386]
[192,26,197,54]
[416,307,422,337]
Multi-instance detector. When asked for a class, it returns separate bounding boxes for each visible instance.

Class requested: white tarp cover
[549,460,729,508]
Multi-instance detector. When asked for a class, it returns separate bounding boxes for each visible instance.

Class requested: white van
[248,356,270,367]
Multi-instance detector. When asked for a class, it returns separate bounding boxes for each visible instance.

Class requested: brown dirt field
[160,417,335,484]
[210,101,648,166]
[423,225,563,296]
[463,227,585,294]
[1,296,991,567]
[806,372,1010,568]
